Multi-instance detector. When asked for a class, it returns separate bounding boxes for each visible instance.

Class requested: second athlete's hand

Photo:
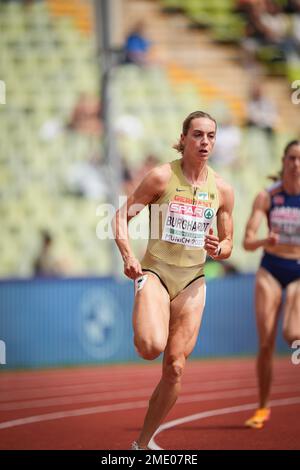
[265,231,279,247]
[123,255,143,280]
[204,228,220,258]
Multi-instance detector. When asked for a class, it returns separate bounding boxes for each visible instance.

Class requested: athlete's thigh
[255,267,282,344]
[133,273,170,346]
[283,279,300,339]
[165,277,206,359]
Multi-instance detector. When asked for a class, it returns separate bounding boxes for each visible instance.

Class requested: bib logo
[204,208,214,219]
[198,192,209,201]
[0,340,6,365]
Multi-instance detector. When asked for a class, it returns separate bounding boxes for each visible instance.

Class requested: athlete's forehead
[188,117,216,134]
[285,144,300,159]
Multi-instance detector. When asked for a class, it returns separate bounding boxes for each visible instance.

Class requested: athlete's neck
[282,176,300,195]
[180,159,208,186]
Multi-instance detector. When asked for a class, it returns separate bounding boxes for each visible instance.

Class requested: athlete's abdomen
[265,244,300,260]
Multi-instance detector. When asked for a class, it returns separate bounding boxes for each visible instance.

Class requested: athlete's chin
[197,152,209,159]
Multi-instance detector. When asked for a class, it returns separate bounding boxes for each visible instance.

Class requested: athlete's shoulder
[253,189,271,211]
[266,180,283,196]
[141,162,172,199]
[146,162,172,186]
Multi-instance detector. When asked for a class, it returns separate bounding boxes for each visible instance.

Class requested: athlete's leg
[283,279,300,345]
[255,268,282,408]
[136,277,206,448]
[133,273,170,360]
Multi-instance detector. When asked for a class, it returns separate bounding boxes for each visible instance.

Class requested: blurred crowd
[237,0,300,62]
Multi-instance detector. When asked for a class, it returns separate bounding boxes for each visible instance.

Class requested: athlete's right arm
[112,165,171,279]
[243,190,278,251]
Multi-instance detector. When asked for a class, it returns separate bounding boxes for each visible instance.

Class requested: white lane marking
[0,369,297,402]
[1,382,300,411]
[0,400,149,430]
[148,397,300,450]
[0,383,299,432]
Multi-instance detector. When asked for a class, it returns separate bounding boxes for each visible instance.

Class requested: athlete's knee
[259,341,274,358]
[134,338,165,361]
[163,355,185,384]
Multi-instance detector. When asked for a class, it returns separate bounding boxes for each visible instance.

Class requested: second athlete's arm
[243,190,278,252]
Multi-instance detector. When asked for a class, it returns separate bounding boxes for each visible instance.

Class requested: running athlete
[113,111,234,449]
[243,140,300,429]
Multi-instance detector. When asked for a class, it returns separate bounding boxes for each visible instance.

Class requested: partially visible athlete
[243,140,300,429]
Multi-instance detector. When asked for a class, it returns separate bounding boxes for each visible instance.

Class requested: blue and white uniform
[261,181,300,288]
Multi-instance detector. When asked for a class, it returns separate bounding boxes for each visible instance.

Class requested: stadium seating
[0,0,294,278]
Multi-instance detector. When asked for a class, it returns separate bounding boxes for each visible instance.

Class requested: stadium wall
[0,275,289,369]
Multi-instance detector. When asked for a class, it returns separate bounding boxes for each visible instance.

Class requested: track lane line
[149,397,300,450]
[0,386,299,431]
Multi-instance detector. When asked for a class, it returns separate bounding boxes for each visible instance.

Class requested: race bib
[162,201,215,248]
[270,207,300,245]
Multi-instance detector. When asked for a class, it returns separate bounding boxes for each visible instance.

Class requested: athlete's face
[283,144,300,178]
[181,118,216,161]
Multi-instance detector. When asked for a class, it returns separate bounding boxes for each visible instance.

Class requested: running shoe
[245,408,271,429]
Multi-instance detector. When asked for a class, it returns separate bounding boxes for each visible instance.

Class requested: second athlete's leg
[283,279,300,345]
[255,268,282,409]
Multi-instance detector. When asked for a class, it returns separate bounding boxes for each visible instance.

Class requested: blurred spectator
[246,83,278,138]
[133,154,159,183]
[40,93,102,141]
[124,21,152,66]
[291,2,300,52]
[211,116,242,168]
[121,158,135,195]
[114,113,145,139]
[284,0,300,13]
[66,154,107,200]
[241,0,297,61]
[67,93,102,136]
[33,231,70,277]
[122,155,159,195]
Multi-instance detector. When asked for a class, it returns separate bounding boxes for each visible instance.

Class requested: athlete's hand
[123,256,143,280]
[204,228,220,258]
[265,231,279,246]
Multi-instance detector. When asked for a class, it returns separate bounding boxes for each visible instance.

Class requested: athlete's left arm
[216,180,234,259]
[205,179,234,260]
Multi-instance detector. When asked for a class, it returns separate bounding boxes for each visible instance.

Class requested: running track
[0,357,299,450]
